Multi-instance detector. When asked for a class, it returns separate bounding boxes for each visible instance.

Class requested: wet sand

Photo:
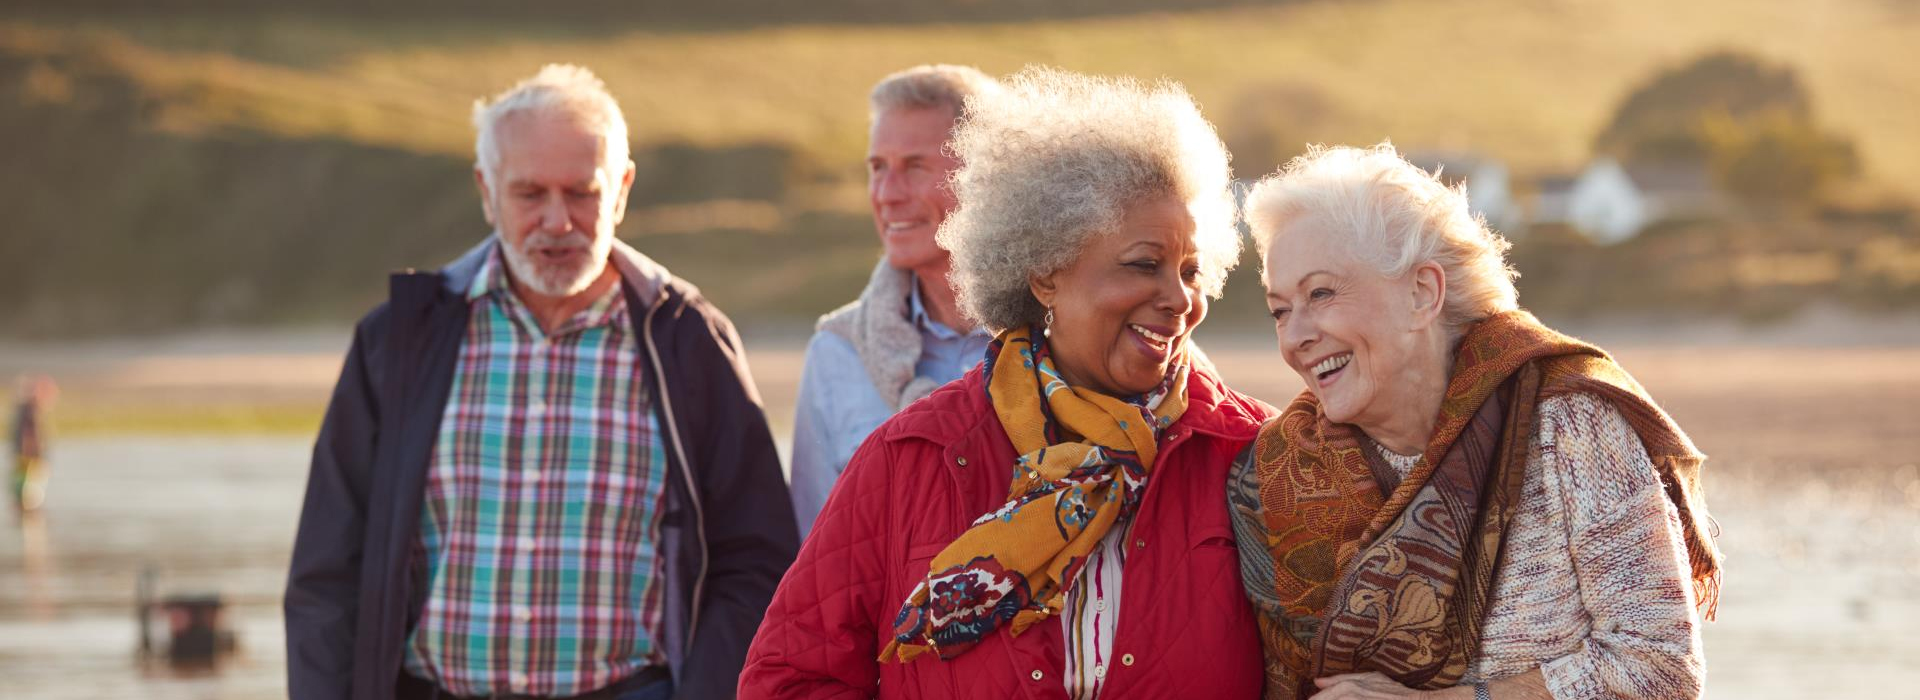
[1,327,1917,698]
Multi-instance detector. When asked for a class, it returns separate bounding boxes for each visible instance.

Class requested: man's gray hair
[473,64,631,184]
[868,64,1000,120]
[1244,142,1520,337]
[937,66,1240,332]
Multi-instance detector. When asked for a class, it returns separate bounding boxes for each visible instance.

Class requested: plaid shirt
[404,249,669,697]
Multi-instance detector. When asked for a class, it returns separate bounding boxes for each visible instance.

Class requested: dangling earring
[1043,306,1054,338]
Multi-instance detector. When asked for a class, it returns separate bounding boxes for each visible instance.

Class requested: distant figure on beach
[10,375,57,512]
[284,64,798,700]
[1230,143,1721,699]
[786,64,1000,538]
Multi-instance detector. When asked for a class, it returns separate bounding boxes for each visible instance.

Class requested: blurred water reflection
[1,337,1916,699]
[0,438,304,700]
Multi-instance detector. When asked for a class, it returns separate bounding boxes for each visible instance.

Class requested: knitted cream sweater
[1372,393,1705,699]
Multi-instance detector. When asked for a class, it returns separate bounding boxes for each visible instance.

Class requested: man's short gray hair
[936,66,1239,332]
[1244,142,1520,336]
[473,64,630,183]
[868,64,1000,120]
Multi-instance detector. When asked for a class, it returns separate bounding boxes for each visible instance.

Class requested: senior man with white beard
[285,64,798,700]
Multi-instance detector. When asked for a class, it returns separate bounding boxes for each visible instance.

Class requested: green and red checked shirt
[404,249,668,697]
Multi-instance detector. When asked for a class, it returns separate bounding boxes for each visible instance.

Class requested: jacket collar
[1179,364,1271,439]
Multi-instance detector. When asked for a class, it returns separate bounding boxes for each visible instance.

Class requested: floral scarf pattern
[880,324,1188,663]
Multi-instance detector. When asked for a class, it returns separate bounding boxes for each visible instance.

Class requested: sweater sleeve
[1535,394,1705,700]
[789,332,855,539]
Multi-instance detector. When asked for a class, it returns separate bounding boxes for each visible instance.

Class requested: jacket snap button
[1121,653,1135,666]
[1031,670,1044,681]
[1135,539,1146,549]
[956,456,968,467]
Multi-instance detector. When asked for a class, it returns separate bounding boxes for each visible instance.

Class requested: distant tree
[1596,50,1858,204]
[1698,111,1859,204]
[1595,50,1811,161]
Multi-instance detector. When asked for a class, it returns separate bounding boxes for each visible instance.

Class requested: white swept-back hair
[868,63,1001,120]
[472,64,630,184]
[1244,142,1519,337]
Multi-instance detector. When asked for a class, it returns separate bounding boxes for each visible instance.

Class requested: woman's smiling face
[1032,195,1208,397]
[1263,218,1436,428]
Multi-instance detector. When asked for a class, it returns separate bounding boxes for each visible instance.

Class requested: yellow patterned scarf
[879,325,1188,663]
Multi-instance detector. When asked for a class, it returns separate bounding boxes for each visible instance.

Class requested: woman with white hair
[1229,143,1721,700]
[740,67,1276,698]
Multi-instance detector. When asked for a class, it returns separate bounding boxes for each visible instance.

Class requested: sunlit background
[2,1,1917,697]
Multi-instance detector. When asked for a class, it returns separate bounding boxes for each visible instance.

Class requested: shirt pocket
[1183,527,1251,612]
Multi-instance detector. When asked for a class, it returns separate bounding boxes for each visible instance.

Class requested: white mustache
[519,232,592,252]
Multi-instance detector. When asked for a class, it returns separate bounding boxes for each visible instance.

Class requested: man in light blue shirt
[788,65,999,537]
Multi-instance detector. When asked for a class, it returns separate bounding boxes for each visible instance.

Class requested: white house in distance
[1405,151,1520,235]
[1537,157,1727,245]
[1530,174,1581,228]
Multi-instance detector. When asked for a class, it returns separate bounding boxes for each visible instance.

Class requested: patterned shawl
[1229,309,1722,698]
[880,325,1188,663]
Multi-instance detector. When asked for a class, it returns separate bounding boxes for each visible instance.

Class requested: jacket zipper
[641,296,709,658]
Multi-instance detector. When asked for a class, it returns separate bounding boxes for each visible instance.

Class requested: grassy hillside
[8,1,1916,185]
[2,1,1918,336]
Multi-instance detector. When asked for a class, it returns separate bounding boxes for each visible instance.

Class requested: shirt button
[1121,653,1136,666]
[513,605,531,622]
[1095,664,1107,678]
[517,536,536,551]
[510,671,529,690]
[1030,670,1044,681]
[1094,598,1107,612]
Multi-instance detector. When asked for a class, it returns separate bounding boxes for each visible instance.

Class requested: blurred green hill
[0,0,1294,26]
[3,0,1919,336]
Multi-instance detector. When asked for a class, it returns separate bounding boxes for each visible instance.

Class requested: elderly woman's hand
[1310,672,1436,699]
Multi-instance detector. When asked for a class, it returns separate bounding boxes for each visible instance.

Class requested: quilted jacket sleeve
[738,429,897,699]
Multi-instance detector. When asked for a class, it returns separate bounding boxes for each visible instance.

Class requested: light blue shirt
[906,281,992,385]
[788,279,992,538]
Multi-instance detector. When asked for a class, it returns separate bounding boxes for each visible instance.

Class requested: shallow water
[3,339,1919,698]
[1,437,304,700]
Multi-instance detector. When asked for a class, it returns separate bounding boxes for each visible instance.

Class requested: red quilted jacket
[740,363,1278,699]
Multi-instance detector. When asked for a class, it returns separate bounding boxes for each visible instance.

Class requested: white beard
[500,230,611,298]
